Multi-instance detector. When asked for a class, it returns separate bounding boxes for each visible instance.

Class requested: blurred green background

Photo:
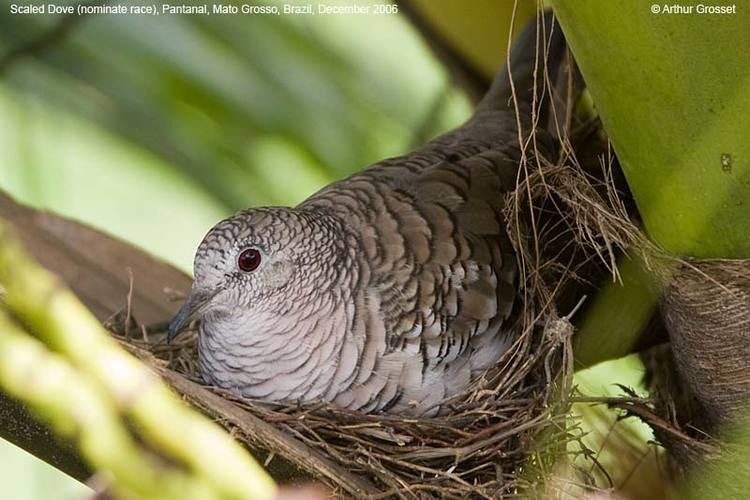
[0,1,470,272]
[0,1,651,498]
[0,3,468,497]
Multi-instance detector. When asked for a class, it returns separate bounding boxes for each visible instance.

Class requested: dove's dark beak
[167,288,216,343]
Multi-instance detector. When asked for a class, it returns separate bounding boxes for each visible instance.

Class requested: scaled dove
[169,12,566,416]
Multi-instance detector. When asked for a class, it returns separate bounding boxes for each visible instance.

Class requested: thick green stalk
[573,255,659,368]
[0,224,277,500]
[0,315,213,500]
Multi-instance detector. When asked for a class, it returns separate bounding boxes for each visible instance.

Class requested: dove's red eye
[238,248,261,272]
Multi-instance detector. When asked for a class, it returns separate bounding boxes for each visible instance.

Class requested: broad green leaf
[552,0,750,258]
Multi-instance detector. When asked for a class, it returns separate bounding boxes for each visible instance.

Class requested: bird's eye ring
[237,248,261,272]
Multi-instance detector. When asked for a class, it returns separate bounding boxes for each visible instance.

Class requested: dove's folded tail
[475,10,566,121]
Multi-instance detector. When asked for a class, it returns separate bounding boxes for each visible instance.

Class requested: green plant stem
[0,224,277,500]
[0,312,215,499]
[573,254,660,368]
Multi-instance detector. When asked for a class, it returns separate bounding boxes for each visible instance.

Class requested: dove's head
[167,207,351,342]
